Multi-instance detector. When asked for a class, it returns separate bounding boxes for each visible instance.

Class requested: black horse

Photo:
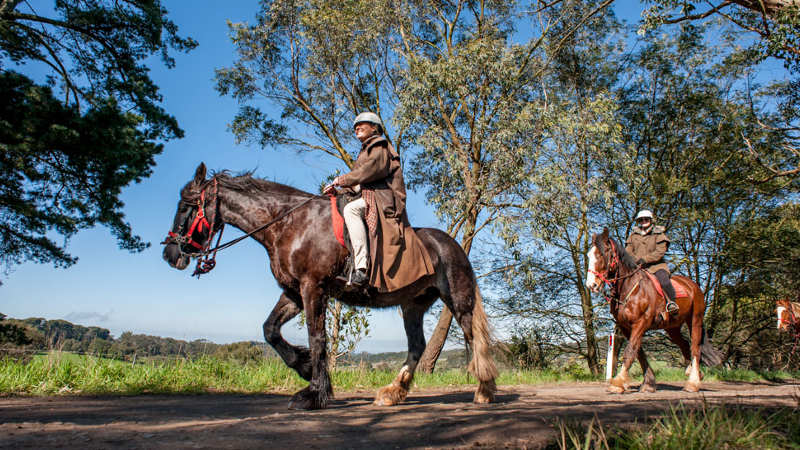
[163,163,497,410]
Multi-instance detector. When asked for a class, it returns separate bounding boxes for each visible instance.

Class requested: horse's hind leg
[684,305,704,393]
[665,327,693,377]
[264,292,311,380]
[447,285,498,404]
[374,298,434,406]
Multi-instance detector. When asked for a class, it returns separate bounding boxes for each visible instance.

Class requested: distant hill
[0,313,276,362]
[1,313,480,369]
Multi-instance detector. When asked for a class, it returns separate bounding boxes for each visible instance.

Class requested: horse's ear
[601,227,609,241]
[194,163,207,184]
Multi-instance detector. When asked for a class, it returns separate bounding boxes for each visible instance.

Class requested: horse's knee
[263,320,281,346]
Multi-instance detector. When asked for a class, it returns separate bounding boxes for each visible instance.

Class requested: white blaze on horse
[586,229,722,394]
[776,299,800,332]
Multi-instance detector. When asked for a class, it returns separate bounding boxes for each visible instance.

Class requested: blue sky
[1,0,744,352]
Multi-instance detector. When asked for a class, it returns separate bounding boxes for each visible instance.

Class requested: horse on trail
[586,229,721,393]
[162,163,497,410]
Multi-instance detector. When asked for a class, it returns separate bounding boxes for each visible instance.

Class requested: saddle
[643,271,689,299]
[329,191,363,288]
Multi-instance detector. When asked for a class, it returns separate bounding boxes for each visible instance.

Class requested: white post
[605,334,615,380]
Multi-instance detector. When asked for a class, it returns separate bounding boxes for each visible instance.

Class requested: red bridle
[589,240,621,290]
[163,179,224,276]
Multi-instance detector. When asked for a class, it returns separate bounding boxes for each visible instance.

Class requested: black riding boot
[655,269,679,316]
[350,268,368,286]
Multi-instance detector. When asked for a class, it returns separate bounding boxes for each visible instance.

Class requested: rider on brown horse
[324,112,434,292]
[625,210,679,317]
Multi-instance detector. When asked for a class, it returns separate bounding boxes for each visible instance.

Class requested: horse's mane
[602,237,638,271]
[212,171,318,198]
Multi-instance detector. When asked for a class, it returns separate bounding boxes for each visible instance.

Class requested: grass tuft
[550,402,800,450]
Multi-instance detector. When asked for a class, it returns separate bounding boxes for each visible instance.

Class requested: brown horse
[586,228,720,393]
[162,163,497,410]
[777,299,800,333]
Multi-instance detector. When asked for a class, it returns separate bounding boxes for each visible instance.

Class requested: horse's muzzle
[163,243,190,270]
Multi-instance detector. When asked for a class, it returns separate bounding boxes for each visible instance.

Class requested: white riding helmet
[635,210,654,221]
[353,112,383,132]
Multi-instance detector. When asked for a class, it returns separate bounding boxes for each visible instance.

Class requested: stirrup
[350,269,368,286]
[666,301,680,316]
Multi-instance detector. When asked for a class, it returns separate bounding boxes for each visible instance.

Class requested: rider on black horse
[324,112,434,291]
[625,210,679,317]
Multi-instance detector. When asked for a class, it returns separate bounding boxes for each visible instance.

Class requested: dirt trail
[1,381,798,449]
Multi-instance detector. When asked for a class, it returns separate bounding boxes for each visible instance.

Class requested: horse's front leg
[263,292,311,380]
[288,281,332,410]
[608,322,646,394]
[374,303,430,406]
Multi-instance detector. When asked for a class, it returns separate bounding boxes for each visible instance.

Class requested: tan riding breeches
[343,197,368,271]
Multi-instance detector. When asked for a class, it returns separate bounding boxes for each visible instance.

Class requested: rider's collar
[361,134,383,149]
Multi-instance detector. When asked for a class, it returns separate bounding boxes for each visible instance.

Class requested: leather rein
[162,178,315,277]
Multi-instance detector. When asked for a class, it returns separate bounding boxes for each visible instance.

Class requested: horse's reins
[163,178,316,277]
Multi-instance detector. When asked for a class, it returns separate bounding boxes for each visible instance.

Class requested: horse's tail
[700,327,724,367]
[468,285,498,382]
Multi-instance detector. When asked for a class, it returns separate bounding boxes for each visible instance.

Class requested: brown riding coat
[337,135,434,292]
[625,225,670,274]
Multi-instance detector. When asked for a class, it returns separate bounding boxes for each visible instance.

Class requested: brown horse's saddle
[643,271,689,299]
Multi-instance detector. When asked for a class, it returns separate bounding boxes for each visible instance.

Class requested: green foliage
[215,0,397,166]
[640,0,800,72]
[0,1,196,273]
[552,403,800,449]
[0,313,31,346]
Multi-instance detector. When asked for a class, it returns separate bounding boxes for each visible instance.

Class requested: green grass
[0,351,797,396]
[552,402,800,449]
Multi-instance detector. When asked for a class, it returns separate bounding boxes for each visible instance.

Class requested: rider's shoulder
[366,135,389,149]
[653,225,666,234]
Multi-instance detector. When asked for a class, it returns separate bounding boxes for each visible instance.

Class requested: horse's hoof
[373,384,408,406]
[606,384,625,394]
[683,382,700,393]
[639,384,656,393]
[288,387,327,410]
[473,380,496,404]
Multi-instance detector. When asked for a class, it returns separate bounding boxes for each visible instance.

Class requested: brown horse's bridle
[589,240,642,305]
[589,240,621,289]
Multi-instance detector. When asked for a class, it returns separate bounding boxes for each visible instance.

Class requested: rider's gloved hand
[323,177,339,195]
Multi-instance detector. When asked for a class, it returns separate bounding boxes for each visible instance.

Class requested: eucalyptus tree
[0,0,196,275]
[392,0,551,371]
[489,0,626,373]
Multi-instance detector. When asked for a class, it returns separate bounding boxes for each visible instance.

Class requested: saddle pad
[330,195,347,248]
[644,271,689,299]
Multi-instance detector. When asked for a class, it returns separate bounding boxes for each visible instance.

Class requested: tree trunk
[417,307,453,373]
[729,0,798,17]
[327,300,343,371]
[579,289,601,375]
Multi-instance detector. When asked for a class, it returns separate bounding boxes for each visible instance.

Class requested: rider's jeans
[343,198,368,271]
